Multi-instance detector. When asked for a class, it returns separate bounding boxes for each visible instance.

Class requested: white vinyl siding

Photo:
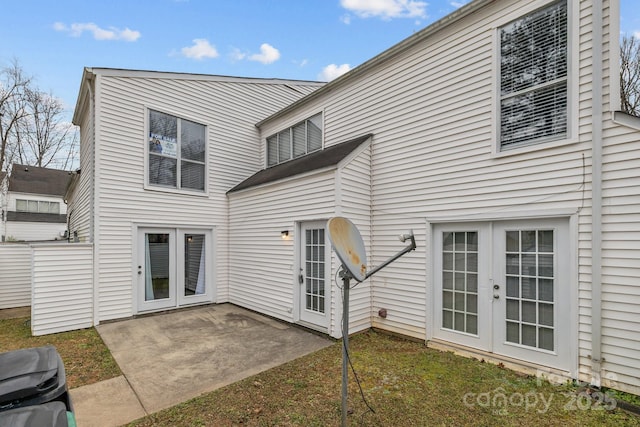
[31,244,93,336]
[228,143,371,338]
[258,0,619,381]
[0,244,31,309]
[5,222,68,242]
[228,172,337,327]
[68,89,95,243]
[90,70,321,321]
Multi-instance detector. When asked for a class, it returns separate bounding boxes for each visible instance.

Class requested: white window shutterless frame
[432,218,572,372]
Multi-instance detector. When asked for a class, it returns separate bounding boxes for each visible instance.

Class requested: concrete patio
[70,304,333,426]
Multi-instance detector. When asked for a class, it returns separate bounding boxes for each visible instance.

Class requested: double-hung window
[148,110,206,192]
[267,113,322,167]
[499,0,568,150]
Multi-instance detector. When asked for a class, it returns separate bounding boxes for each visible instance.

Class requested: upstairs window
[16,199,60,214]
[499,1,568,149]
[267,113,322,167]
[148,110,206,192]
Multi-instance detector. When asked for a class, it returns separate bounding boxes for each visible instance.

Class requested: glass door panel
[138,228,176,311]
[177,229,212,306]
[299,221,329,330]
[184,234,205,296]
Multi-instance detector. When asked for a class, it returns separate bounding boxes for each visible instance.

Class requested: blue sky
[2,0,639,120]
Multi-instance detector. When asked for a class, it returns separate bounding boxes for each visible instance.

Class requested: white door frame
[429,216,577,373]
[295,220,331,331]
[137,227,177,312]
[135,225,214,313]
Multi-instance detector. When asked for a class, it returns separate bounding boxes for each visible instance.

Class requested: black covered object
[0,401,70,427]
[0,346,72,412]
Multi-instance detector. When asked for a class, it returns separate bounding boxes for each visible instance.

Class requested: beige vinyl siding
[31,244,93,336]
[93,71,320,321]
[0,244,31,309]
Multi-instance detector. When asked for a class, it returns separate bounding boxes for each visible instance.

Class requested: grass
[0,316,121,389]
[129,330,640,427]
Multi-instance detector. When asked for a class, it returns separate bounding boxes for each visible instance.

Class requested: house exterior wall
[227,143,372,338]
[599,114,640,393]
[4,192,68,241]
[257,0,639,393]
[68,85,95,243]
[82,70,322,322]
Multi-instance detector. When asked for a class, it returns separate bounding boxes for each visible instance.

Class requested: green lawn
[129,330,640,426]
[0,316,121,389]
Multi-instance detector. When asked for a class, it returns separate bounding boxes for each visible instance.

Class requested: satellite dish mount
[327,216,416,426]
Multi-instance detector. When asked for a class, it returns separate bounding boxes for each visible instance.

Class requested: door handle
[298,274,304,284]
[493,284,500,299]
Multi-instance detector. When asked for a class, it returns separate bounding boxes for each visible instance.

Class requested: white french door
[298,221,330,330]
[137,227,213,312]
[433,219,572,371]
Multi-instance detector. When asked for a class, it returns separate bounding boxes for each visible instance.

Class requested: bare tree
[0,59,78,172]
[0,59,31,172]
[13,88,78,169]
[620,34,640,116]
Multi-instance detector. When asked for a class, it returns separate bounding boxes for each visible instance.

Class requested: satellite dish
[327,216,367,282]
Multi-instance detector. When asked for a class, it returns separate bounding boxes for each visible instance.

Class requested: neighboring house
[68,0,640,396]
[1,164,70,242]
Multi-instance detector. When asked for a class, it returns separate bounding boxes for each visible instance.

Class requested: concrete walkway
[69,304,332,427]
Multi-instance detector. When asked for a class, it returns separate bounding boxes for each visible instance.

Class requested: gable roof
[227,134,372,193]
[73,67,326,125]
[8,164,72,197]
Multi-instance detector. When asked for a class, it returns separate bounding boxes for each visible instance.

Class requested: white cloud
[53,22,140,41]
[318,64,351,81]
[340,14,352,24]
[249,43,281,64]
[449,0,469,8]
[181,39,219,60]
[230,48,247,61]
[340,0,427,20]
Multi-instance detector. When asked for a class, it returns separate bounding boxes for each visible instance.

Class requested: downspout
[590,0,604,387]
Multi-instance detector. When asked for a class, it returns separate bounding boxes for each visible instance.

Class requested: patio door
[137,227,213,312]
[298,221,330,330]
[433,219,572,371]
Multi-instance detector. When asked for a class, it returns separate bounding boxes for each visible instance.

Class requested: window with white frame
[16,199,60,214]
[266,113,322,167]
[148,109,206,191]
[499,0,568,149]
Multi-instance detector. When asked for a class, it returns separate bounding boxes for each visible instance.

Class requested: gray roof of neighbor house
[227,134,372,193]
[8,164,72,197]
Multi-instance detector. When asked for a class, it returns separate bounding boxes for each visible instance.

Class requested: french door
[298,221,330,330]
[433,219,572,371]
[137,227,212,312]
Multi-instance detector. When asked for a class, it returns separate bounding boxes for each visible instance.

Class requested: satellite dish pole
[327,217,416,427]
